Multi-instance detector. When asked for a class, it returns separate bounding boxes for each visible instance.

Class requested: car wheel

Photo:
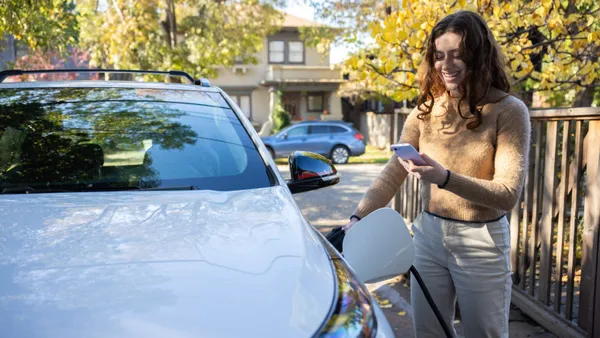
[266,147,276,159]
[330,145,350,164]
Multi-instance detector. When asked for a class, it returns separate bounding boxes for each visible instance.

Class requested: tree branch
[366,62,419,89]
[111,0,126,23]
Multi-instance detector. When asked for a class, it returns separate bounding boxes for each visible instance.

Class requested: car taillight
[353,133,364,141]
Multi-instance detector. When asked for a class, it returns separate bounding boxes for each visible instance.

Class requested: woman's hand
[342,218,359,233]
[398,153,447,185]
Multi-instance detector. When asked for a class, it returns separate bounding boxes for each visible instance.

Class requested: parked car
[0,69,395,338]
[261,121,366,164]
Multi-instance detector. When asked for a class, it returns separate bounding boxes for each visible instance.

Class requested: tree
[313,0,600,107]
[0,0,78,54]
[11,48,94,81]
[76,0,286,78]
[271,89,290,133]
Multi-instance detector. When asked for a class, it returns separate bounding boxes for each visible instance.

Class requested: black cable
[409,265,454,338]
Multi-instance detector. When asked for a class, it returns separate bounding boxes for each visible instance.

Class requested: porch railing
[391,107,600,338]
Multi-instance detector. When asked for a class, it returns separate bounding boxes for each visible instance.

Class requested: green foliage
[76,0,286,78]
[271,90,290,133]
[0,0,79,54]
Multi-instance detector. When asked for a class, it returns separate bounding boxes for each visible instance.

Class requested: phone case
[391,144,427,165]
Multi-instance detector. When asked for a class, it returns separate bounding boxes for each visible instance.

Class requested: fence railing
[390,107,600,338]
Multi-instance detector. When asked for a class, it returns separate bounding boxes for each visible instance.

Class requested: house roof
[281,13,326,28]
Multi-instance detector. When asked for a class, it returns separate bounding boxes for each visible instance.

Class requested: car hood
[0,187,335,338]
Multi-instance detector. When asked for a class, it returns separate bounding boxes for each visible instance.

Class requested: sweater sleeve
[442,98,531,211]
[351,107,421,219]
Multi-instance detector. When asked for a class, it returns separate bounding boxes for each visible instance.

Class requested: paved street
[277,162,555,338]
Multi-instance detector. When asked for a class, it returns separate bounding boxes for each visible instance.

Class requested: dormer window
[268,39,304,64]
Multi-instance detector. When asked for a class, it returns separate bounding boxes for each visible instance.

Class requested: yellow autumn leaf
[384,30,396,43]
[542,0,552,9]
[397,311,407,316]
[492,6,501,19]
[383,61,396,74]
[397,29,408,42]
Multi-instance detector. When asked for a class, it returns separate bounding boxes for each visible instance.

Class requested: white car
[0,69,396,338]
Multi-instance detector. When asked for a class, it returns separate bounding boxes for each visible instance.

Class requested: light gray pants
[410,211,512,338]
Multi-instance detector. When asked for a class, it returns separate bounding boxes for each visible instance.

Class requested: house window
[308,94,324,112]
[268,40,305,64]
[288,41,304,63]
[230,94,252,118]
[269,41,285,63]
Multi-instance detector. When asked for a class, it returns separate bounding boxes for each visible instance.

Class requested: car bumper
[349,140,366,156]
[373,299,396,337]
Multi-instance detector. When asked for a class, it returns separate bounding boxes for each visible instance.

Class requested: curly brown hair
[416,10,511,129]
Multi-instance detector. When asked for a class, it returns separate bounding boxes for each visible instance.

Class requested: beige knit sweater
[352,89,531,222]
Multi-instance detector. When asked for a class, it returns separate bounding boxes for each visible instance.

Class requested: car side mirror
[286,151,340,194]
[280,133,288,140]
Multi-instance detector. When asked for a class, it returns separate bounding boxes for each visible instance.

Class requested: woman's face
[434,32,467,96]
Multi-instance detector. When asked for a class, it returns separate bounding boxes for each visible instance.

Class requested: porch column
[328,91,343,119]
[268,86,277,122]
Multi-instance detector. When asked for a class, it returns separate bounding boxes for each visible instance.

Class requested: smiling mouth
[442,71,461,81]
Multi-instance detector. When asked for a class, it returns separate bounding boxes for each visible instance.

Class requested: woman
[343,10,530,338]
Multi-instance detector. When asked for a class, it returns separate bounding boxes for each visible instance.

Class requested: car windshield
[0,87,273,194]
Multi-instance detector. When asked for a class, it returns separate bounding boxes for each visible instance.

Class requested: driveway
[276,163,390,230]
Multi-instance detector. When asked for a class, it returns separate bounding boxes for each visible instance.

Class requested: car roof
[0,80,223,93]
[0,69,220,93]
[297,120,348,124]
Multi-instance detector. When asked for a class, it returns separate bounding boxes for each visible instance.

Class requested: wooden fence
[390,107,600,338]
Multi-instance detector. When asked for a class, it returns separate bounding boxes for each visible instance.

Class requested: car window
[286,126,308,136]
[0,87,273,193]
[331,126,348,133]
[310,125,330,134]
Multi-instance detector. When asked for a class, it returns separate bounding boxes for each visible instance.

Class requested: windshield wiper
[140,186,198,191]
[0,185,198,194]
[87,185,198,192]
[1,186,71,194]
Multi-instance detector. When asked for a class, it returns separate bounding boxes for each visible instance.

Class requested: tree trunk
[162,0,177,49]
[167,0,177,48]
[573,86,595,107]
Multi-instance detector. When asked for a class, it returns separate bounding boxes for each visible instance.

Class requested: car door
[274,125,309,156]
[306,125,332,156]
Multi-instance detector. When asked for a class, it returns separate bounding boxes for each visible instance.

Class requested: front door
[282,93,301,121]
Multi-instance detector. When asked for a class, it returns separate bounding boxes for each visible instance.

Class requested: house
[210,13,346,129]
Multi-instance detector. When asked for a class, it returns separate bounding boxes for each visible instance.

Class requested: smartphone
[390,143,427,166]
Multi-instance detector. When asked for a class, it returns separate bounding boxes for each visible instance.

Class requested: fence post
[580,121,600,337]
[540,121,558,305]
